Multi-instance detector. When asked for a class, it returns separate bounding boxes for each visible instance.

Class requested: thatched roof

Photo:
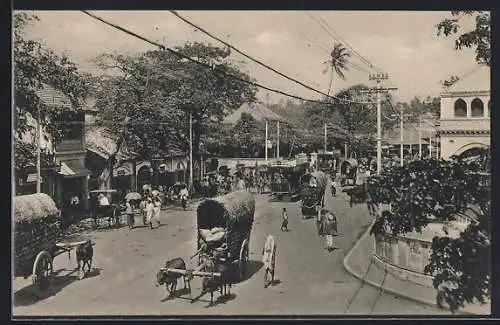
[13,193,59,223]
[197,190,255,229]
[223,102,285,124]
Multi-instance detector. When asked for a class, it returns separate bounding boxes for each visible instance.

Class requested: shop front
[55,159,91,211]
[112,162,134,198]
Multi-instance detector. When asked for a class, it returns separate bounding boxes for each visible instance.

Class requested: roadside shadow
[232,260,263,284]
[205,293,237,308]
[160,287,191,302]
[84,267,102,279]
[268,279,282,287]
[14,272,77,307]
[13,266,103,307]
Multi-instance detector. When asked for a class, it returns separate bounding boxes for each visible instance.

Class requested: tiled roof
[223,102,285,124]
[35,83,73,109]
[85,126,118,159]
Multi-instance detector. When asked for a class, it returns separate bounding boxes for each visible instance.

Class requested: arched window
[471,98,484,117]
[454,98,467,117]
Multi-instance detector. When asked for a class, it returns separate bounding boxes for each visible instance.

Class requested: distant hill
[223,102,285,125]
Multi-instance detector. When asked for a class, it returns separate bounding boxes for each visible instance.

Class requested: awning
[26,173,43,183]
[59,160,91,178]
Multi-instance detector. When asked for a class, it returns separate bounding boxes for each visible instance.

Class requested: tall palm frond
[323,43,351,95]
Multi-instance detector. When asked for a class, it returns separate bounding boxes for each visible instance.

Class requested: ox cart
[157,191,255,301]
[13,194,95,298]
[268,163,308,201]
[340,158,358,187]
[88,189,124,228]
[299,171,328,219]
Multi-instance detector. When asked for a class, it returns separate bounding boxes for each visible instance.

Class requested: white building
[439,65,490,160]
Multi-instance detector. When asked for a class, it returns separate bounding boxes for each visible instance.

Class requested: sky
[18,10,487,104]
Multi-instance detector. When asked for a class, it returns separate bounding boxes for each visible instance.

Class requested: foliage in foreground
[365,148,490,312]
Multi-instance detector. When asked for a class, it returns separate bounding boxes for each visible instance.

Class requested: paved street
[13,187,448,316]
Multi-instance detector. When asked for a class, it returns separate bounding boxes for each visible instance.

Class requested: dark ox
[155,257,191,296]
[76,240,93,279]
[344,186,377,216]
[200,259,232,304]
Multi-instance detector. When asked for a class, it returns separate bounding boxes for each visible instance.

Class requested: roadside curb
[342,218,480,315]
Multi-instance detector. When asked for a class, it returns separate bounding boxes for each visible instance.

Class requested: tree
[397,96,440,123]
[231,113,262,157]
[323,43,351,95]
[437,11,490,66]
[365,149,490,312]
[324,84,397,139]
[162,43,258,162]
[14,12,88,171]
[93,43,258,165]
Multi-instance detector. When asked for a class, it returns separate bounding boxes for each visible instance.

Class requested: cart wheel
[238,239,249,281]
[271,245,277,282]
[32,251,53,293]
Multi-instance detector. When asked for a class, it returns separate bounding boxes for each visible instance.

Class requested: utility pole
[265,121,268,164]
[391,111,412,167]
[36,104,41,193]
[189,112,193,191]
[276,120,280,161]
[399,110,404,167]
[428,130,433,158]
[409,128,413,160]
[419,115,422,159]
[365,73,397,175]
[324,123,327,152]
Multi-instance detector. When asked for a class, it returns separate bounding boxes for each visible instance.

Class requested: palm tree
[323,42,351,96]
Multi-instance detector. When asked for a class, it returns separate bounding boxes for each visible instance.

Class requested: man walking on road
[320,209,338,251]
[281,207,289,231]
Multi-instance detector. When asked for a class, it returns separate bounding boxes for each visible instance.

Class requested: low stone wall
[372,254,434,288]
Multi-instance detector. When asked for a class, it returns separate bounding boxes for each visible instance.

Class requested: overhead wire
[81,10,372,106]
[312,12,383,73]
[81,11,333,106]
[306,12,383,73]
[169,10,369,105]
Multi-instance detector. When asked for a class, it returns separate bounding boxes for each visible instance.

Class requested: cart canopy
[299,171,328,191]
[341,158,358,169]
[13,193,59,224]
[197,190,255,230]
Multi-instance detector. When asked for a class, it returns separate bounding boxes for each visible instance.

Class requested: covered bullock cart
[340,158,358,186]
[196,190,255,280]
[13,194,94,296]
[161,190,255,296]
[299,171,328,219]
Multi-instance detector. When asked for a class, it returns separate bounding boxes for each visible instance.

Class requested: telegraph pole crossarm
[363,72,397,175]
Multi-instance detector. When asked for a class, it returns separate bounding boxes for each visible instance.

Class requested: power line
[81,11,371,107]
[313,12,382,72]
[169,10,368,105]
[285,18,372,75]
[307,12,383,73]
